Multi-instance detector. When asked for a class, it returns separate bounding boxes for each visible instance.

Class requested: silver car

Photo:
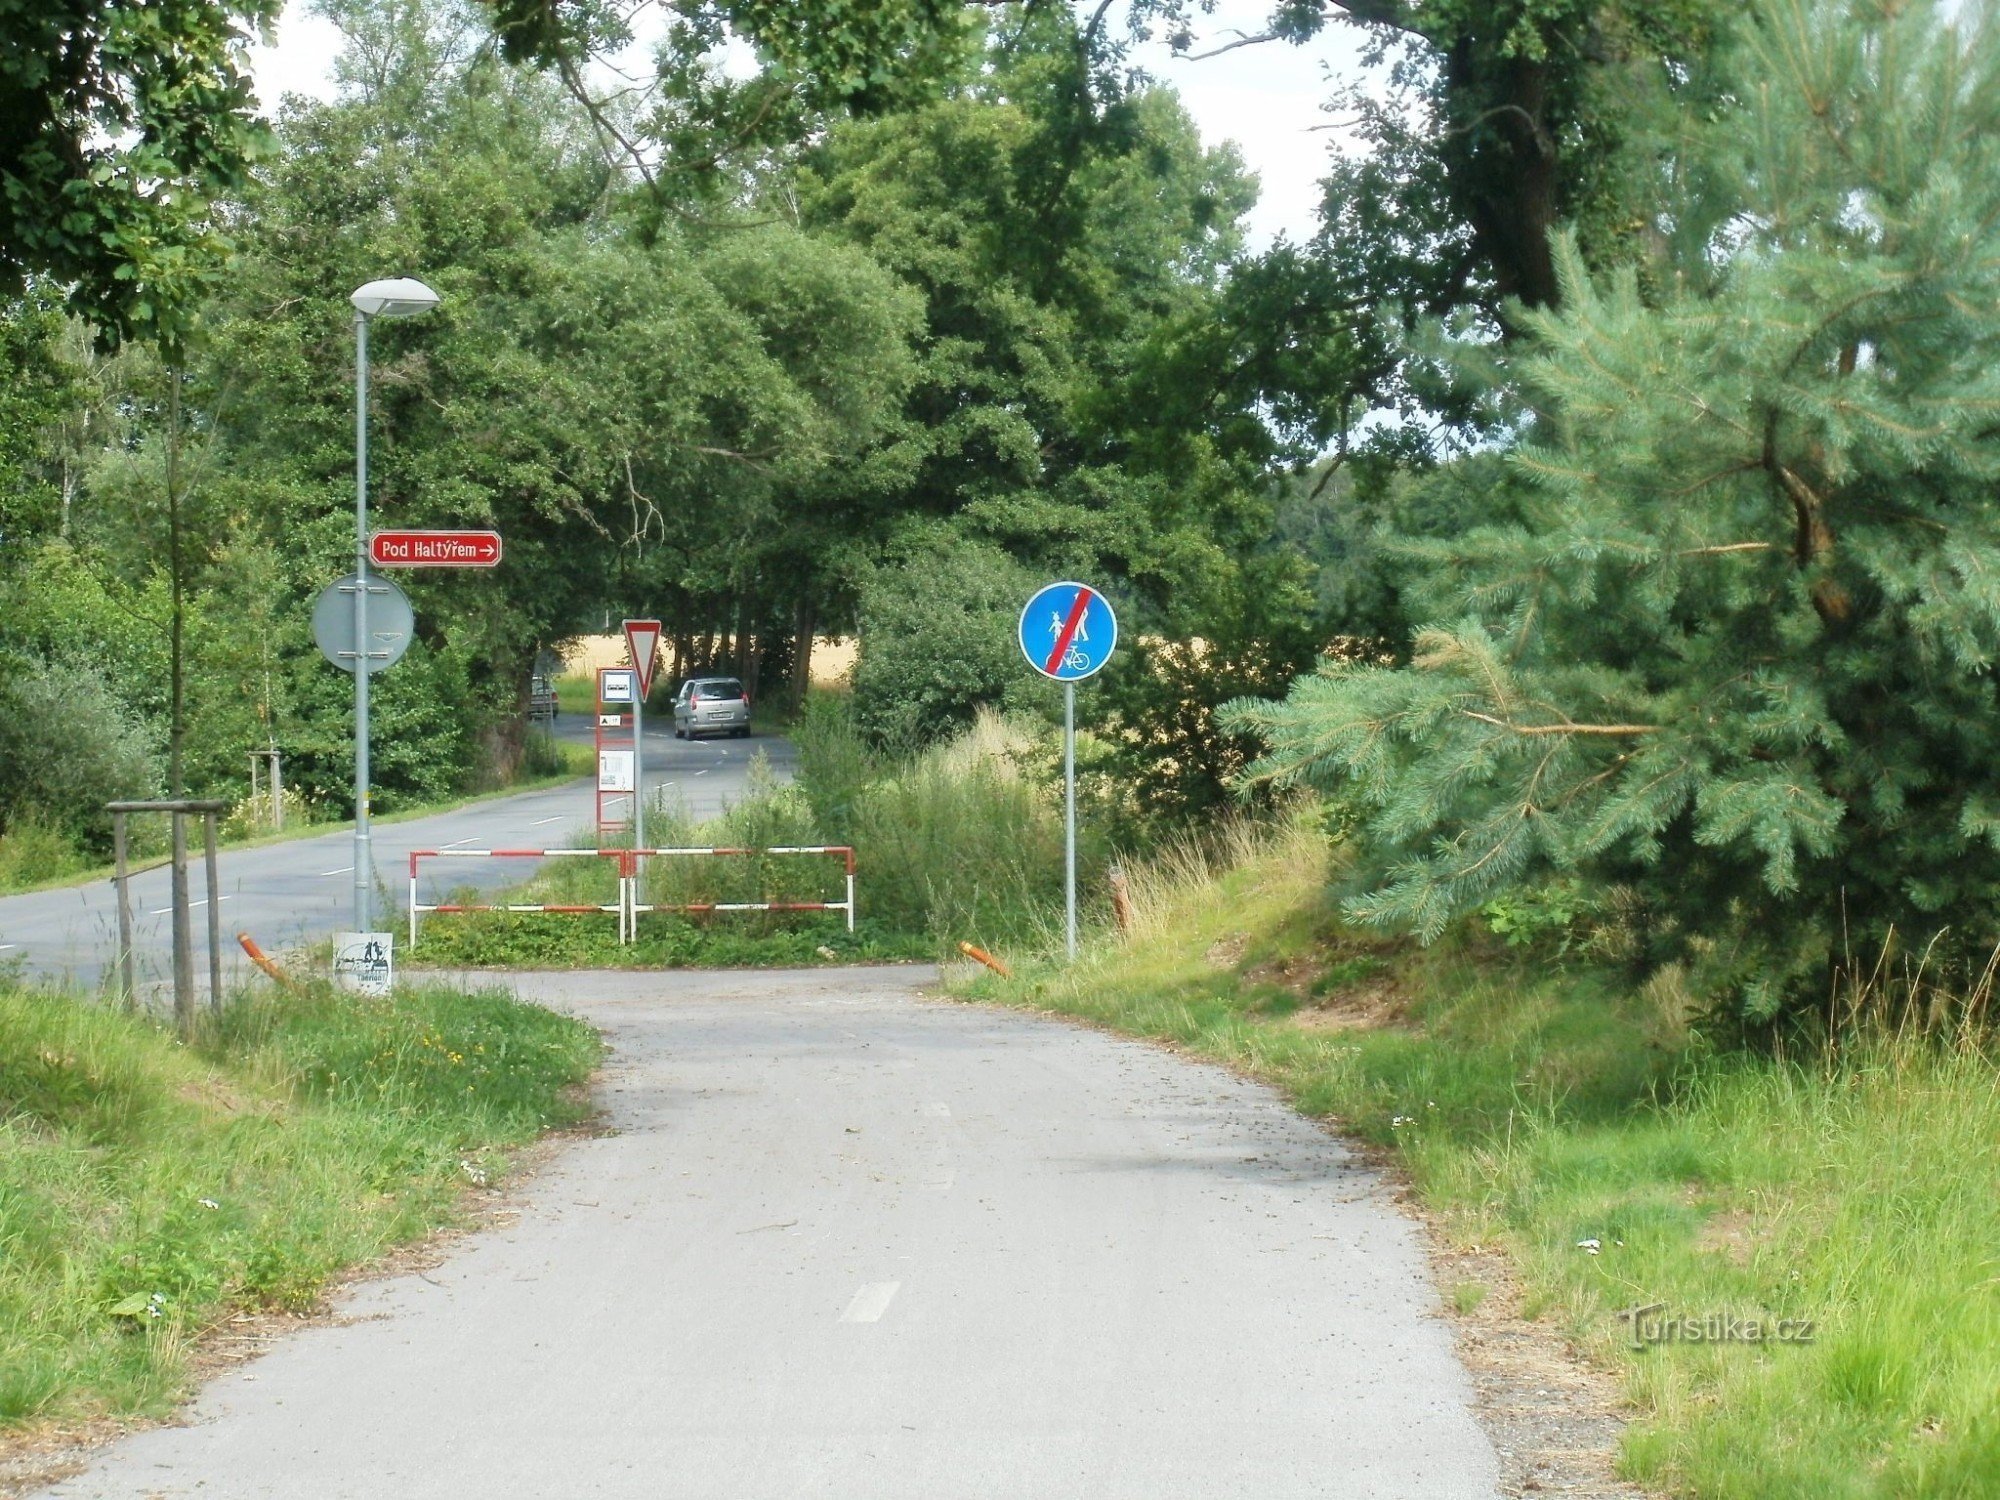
[672,676,752,739]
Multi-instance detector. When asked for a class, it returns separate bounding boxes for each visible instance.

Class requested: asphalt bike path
[41,966,1501,1499]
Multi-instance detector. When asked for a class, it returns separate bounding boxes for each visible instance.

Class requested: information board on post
[596,667,637,835]
[333,931,393,996]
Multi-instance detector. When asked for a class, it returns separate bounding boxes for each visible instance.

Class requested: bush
[0,814,87,889]
[850,529,1038,748]
[0,660,161,858]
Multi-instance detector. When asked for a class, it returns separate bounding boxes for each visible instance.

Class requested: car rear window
[694,680,744,701]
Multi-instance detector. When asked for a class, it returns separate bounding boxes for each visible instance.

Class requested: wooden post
[113,810,136,1005]
[203,810,223,1010]
[171,811,194,1037]
[1108,862,1134,934]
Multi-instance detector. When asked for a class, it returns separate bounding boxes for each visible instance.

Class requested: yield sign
[624,619,663,697]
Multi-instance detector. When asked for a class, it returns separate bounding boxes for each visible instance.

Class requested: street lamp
[350,277,440,933]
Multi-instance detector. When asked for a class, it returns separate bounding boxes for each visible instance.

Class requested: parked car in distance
[673,677,752,739]
[528,672,558,724]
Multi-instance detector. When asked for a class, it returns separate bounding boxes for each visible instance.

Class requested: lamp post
[349,277,440,932]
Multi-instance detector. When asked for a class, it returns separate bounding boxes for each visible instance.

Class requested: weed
[0,980,598,1428]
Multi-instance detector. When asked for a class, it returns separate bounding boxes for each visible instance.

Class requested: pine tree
[1231,0,2000,1020]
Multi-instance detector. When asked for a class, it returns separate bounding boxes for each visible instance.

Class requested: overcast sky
[248,0,1369,248]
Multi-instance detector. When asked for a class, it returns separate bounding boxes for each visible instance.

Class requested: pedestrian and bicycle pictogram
[1018,581,1118,682]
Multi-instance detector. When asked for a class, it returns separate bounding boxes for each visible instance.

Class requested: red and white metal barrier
[407,845,856,945]
[407,848,629,945]
[627,846,855,932]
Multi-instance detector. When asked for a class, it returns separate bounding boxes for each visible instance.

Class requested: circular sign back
[1018,581,1118,682]
[313,572,415,676]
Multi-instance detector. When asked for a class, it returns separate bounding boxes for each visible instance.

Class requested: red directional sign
[369,530,502,568]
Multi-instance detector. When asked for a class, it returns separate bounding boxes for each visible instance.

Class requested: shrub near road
[0,983,599,1431]
[953,823,2000,1498]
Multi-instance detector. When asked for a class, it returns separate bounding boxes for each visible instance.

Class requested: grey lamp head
[350,277,441,318]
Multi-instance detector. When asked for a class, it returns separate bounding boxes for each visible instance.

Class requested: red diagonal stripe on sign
[1044,587,1095,676]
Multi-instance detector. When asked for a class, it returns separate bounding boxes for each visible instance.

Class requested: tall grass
[0,981,598,1429]
[953,820,2000,1498]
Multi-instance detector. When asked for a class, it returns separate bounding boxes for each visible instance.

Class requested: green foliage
[413,912,929,969]
[0,660,162,856]
[0,0,280,345]
[850,529,1038,747]
[0,979,597,1426]
[0,814,89,889]
[1232,0,2000,1021]
[846,729,1070,946]
[1479,878,1596,952]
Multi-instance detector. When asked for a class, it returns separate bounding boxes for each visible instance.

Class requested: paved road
[0,723,793,991]
[41,968,1500,1499]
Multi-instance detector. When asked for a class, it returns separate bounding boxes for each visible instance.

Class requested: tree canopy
[0,0,280,345]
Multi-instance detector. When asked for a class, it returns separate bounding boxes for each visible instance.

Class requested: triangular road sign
[624,619,663,698]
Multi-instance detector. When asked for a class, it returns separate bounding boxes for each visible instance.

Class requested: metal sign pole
[634,685,645,852]
[113,810,135,1005]
[1018,582,1115,966]
[1065,680,1077,961]
[203,810,222,1008]
[352,308,372,933]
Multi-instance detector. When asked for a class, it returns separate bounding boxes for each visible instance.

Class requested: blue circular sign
[1019,581,1118,682]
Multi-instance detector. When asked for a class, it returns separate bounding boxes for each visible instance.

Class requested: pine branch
[1680,541,1778,557]
[1459,711,1659,737]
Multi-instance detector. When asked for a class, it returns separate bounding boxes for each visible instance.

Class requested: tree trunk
[166,368,186,797]
[734,591,757,690]
[790,595,816,707]
[1442,49,1562,312]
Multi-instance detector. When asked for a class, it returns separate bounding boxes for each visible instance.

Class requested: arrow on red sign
[369,530,503,568]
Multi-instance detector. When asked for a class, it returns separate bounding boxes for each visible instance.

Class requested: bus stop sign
[1018,581,1117,682]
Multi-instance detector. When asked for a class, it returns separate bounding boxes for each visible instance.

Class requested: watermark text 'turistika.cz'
[1617,1304,1817,1350]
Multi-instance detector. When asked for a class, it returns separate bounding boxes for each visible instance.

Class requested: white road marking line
[694,769,709,776]
[0,944,15,952]
[530,817,563,826]
[442,837,480,849]
[839,1282,901,1323]
[149,895,233,915]
[317,866,354,878]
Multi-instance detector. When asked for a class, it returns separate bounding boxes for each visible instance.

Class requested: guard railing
[408,845,856,945]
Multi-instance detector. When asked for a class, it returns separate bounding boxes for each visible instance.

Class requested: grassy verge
[411,911,931,968]
[0,981,600,1431]
[949,823,2000,1499]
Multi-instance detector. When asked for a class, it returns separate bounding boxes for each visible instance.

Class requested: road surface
[0,724,793,991]
[40,967,1500,1499]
